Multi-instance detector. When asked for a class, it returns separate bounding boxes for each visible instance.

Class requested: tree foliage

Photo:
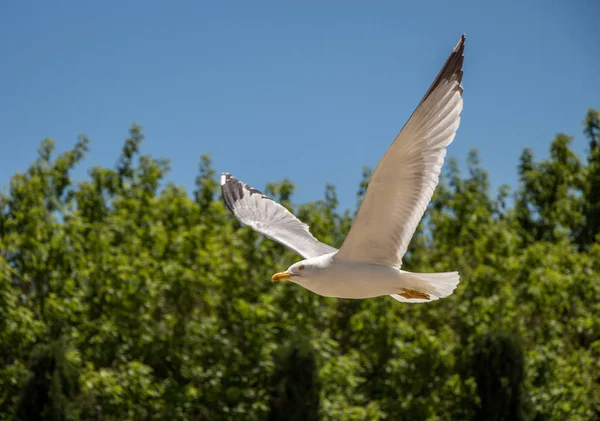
[1,110,599,420]
[268,339,320,421]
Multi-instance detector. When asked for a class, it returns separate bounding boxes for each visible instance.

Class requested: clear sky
[1,1,598,211]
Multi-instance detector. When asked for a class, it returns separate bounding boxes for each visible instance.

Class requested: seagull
[221,35,465,303]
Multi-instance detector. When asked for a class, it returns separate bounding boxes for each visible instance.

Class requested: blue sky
[1,1,598,211]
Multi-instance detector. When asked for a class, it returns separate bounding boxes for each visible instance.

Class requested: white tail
[390,271,460,303]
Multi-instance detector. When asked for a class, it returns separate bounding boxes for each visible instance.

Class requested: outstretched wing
[337,35,465,267]
[221,173,337,259]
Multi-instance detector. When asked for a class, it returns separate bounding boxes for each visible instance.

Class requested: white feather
[220,174,337,259]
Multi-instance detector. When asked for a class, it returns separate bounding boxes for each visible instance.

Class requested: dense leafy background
[1,109,599,420]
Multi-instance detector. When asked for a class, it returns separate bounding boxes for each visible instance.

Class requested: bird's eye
[298,265,305,271]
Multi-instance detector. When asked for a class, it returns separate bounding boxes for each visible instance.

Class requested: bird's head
[271,256,332,283]
[271,261,314,283]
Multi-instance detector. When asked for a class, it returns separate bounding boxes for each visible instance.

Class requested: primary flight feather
[221,35,465,303]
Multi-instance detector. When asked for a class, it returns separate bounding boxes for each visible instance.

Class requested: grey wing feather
[337,34,465,267]
[221,173,337,259]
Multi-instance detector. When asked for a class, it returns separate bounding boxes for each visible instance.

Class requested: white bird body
[285,254,402,299]
[221,35,466,303]
[284,254,459,302]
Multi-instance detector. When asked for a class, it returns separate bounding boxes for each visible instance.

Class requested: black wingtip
[220,173,273,215]
[220,173,243,213]
[420,34,465,104]
[453,34,466,53]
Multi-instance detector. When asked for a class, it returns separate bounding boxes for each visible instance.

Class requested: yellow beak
[272,272,295,282]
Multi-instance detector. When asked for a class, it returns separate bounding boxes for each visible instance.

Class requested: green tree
[15,339,79,421]
[471,331,526,421]
[580,108,600,247]
[269,341,320,421]
[1,110,599,420]
[516,134,583,244]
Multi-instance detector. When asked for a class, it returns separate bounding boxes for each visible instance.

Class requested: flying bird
[221,35,465,303]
